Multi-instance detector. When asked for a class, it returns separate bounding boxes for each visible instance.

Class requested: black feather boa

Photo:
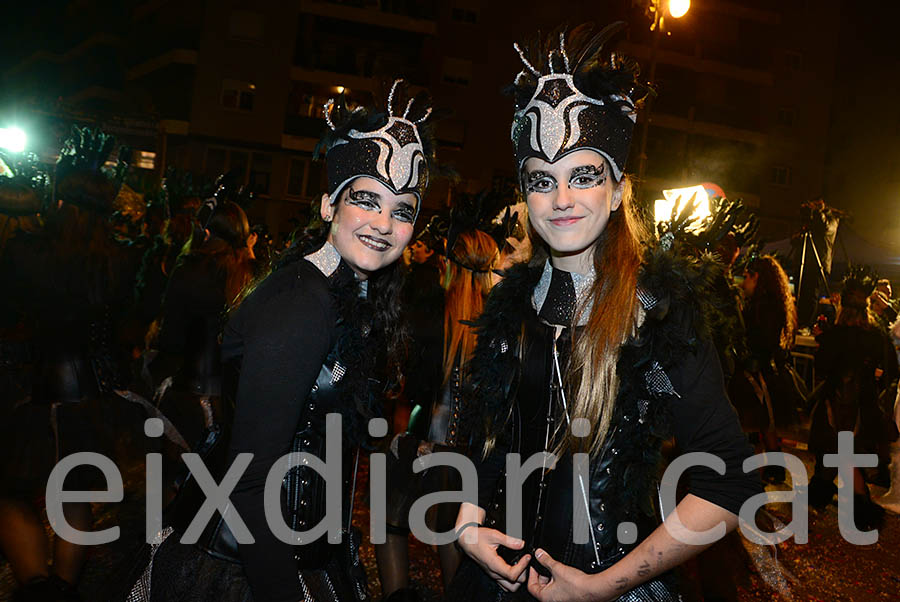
[463,245,722,552]
[323,261,383,447]
[466,245,717,436]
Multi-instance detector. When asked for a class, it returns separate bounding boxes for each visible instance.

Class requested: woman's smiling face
[321,176,417,279]
[523,149,621,272]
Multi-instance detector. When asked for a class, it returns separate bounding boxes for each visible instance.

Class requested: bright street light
[654,184,711,230]
[668,0,690,19]
[0,127,26,153]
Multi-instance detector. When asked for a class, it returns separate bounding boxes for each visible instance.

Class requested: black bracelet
[454,521,482,541]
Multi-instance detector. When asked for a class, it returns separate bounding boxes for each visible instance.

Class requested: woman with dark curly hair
[729,255,798,482]
[125,80,439,602]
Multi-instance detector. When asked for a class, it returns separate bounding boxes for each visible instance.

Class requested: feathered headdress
[315,79,437,219]
[54,126,121,213]
[509,23,652,181]
[657,196,760,255]
[841,265,878,308]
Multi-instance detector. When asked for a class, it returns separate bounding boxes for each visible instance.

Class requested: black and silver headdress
[510,23,651,182]
[317,79,435,217]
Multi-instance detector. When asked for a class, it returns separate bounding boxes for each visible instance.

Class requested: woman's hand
[457,526,531,592]
[527,548,607,602]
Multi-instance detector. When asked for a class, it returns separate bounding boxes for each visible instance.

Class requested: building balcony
[649,112,766,147]
[284,114,326,139]
[621,42,773,87]
[299,0,436,35]
[290,66,378,93]
[126,49,199,81]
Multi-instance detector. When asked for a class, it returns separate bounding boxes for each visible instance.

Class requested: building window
[222,79,256,112]
[286,157,326,199]
[776,107,796,127]
[306,161,326,198]
[204,147,272,194]
[287,158,309,197]
[135,151,156,170]
[250,153,272,196]
[442,57,472,86]
[770,166,792,186]
[784,51,803,71]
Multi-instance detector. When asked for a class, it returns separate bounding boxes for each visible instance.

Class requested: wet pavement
[1,444,898,601]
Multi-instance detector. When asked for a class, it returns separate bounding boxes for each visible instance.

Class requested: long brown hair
[565,175,647,456]
[443,230,498,384]
[745,255,797,349]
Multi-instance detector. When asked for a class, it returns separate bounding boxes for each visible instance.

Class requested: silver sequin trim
[305,241,342,277]
[532,261,554,313]
[532,260,596,326]
[617,578,683,601]
[125,527,174,602]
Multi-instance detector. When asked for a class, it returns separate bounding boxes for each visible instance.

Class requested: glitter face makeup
[321,176,416,279]
[524,149,621,273]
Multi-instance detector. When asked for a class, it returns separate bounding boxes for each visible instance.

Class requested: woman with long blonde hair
[448,24,760,601]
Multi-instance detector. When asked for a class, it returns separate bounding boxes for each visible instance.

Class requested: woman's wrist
[587,571,616,602]
[455,501,486,527]
[454,521,482,540]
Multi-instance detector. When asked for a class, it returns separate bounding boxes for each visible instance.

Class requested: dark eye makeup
[347,187,379,205]
[568,164,606,188]
[347,187,415,223]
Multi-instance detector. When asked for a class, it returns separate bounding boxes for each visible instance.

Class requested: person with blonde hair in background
[378,228,498,602]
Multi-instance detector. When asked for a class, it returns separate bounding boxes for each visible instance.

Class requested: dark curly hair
[745,255,797,349]
[275,218,409,387]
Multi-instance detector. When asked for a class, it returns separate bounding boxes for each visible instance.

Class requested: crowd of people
[0,20,897,602]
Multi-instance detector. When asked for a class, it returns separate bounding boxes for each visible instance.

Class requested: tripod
[795,228,830,312]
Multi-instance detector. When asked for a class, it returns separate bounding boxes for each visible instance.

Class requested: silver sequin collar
[304,241,368,298]
[305,241,342,277]
[532,260,596,326]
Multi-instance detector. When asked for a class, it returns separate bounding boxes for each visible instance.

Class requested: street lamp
[0,127,27,153]
[635,0,691,198]
[668,0,691,19]
[646,0,691,32]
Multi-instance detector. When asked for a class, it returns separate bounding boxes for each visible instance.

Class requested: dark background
[1,0,898,256]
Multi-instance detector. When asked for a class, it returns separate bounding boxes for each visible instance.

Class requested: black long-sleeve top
[473,333,758,516]
[221,259,336,602]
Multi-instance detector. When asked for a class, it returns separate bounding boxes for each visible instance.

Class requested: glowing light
[0,127,27,153]
[654,185,711,229]
[335,86,346,94]
[668,0,690,18]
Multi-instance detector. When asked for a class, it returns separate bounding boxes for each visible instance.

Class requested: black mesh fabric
[126,529,370,602]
